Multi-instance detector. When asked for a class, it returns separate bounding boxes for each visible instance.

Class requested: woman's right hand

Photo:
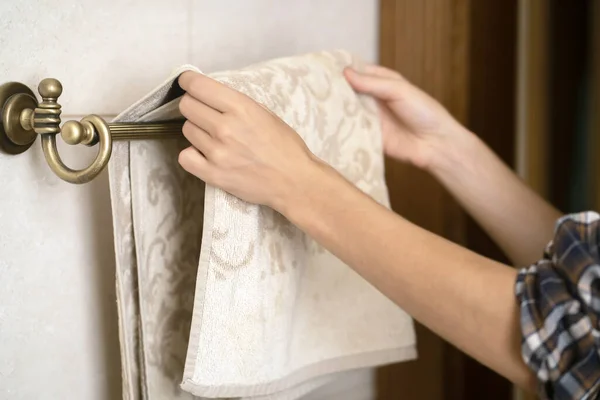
[344,65,468,171]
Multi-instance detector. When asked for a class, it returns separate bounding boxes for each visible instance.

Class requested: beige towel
[108,50,416,400]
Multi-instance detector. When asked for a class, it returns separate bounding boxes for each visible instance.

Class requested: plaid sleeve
[516,211,600,399]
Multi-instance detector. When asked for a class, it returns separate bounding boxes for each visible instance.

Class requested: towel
[108,50,417,400]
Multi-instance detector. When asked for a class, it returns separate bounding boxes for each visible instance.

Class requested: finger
[182,120,216,156]
[363,64,405,81]
[179,93,222,134]
[178,71,246,113]
[344,68,405,101]
[178,146,215,182]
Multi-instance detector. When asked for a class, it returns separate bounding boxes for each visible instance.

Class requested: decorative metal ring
[40,115,112,184]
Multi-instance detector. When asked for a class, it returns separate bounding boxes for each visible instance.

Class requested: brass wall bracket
[0,78,183,184]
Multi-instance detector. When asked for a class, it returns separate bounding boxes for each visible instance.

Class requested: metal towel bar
[0,78,184,184]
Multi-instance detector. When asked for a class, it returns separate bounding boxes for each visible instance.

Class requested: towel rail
[0,78,184,184]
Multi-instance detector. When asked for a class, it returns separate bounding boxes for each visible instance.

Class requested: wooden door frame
[377,1,518,399]
[515,0,551,399]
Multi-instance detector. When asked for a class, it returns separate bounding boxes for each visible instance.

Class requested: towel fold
[108,50,416,400]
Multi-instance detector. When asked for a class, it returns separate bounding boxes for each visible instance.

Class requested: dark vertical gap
[593,0,600,210]
[462,0,518,399]
[548,0,591,212]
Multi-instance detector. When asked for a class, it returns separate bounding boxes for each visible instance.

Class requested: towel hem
[181,183,216,384]
[180,344,417,398]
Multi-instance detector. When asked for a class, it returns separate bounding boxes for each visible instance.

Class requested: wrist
[272,155,330,218]
[427,126,482,180]
[273,156,346,227]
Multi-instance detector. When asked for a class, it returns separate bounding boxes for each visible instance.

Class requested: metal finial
[38,78,62,99]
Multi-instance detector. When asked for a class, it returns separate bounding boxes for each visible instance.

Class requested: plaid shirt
[516,211,600,399]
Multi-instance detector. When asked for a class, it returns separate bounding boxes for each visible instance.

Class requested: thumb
[344,68,403,101]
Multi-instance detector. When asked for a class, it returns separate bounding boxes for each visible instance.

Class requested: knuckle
[202,143,215,158]
[236,94,258,114]
[210,146,228,164]
[392,79,406,91]
[388,69,402,79]
[238,103,254,117]
[216,122,233,138]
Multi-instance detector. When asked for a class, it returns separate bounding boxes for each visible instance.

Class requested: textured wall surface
[0,1,377,399]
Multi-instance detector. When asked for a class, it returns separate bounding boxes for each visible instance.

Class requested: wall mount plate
[0,82,38,154]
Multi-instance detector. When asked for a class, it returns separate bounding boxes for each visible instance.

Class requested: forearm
[430,129,561,267]
[281,161,536,391]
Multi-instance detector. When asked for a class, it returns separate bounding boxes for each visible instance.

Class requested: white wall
[0,1,377,399]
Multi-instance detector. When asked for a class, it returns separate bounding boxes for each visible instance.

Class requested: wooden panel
[378,1,517,399]
[377,1,470,399]
[516,0,550,196]
[461,2,517,400]
[515,1,551,398]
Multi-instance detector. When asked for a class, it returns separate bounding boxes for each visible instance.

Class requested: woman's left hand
[177,71,319,212]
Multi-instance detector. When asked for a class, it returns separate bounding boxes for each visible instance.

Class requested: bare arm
[281,160,537,391]
[428,129,561,266]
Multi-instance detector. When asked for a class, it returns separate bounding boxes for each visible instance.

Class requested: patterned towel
[108,50,416,400]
